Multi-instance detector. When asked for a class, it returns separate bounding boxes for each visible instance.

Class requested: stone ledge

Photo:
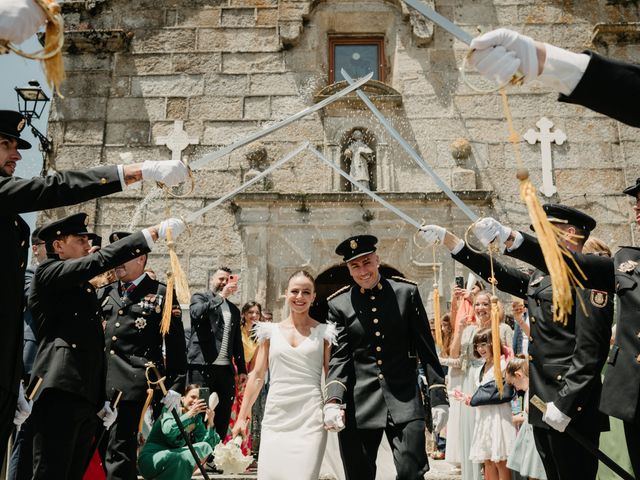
[63,29,134,54]
[591,22,640,48]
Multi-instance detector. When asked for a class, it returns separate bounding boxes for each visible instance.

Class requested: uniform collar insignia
[530,276,544,287]
[617,260,638,273]
[377,282,382,290]
[360,287,365,294]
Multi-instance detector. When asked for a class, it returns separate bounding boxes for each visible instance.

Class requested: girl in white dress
[468,328,516,480]
[231,271,337,480]
[505,356,547,480]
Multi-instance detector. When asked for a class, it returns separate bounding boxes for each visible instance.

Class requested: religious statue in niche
[342,129,376,190]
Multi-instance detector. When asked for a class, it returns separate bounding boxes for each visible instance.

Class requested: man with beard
[0,109,189,466]
[187,267,247,439]
[97,231,187,480]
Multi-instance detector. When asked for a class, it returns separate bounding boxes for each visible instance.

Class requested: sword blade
[190,73,373,170]
[341,69,479,222]
[401,0,473,45]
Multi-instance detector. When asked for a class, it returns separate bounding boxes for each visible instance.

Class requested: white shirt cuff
[506,231,524,252]
[451,239,465,255]
[537,43,590,96]
[117,165,127,191]
[141,229,155,250]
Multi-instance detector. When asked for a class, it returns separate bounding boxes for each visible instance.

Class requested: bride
[231,270,338,479]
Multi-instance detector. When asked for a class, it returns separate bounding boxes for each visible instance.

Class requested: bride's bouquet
[213,436,254,474]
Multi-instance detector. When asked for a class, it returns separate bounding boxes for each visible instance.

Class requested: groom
[324,235,448,479]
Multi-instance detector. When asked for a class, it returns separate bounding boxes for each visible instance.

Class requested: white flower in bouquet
[212,436,253,474]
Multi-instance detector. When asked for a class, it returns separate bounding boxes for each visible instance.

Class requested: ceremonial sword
[188,73,372,170]
[401,0,473,45]
[531,395,636,480]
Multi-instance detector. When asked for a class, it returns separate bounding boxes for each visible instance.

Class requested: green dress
[138,408,220,480]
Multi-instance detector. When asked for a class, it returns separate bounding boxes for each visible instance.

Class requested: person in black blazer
[97,231,187,480]
[323,235,448,480]
[28,213,185,480]
[420,204,613,480]
[187,267,247,439]
[0,109,189,467]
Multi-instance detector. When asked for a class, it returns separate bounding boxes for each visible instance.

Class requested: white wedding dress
[254,321,337,480]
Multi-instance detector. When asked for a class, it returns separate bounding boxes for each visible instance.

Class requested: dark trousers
[624,421,640,478]
[0,387,18,468]
[188,365,235,439]
[532,425,599,480]
[32,389,98,480]
[105,400,145,480]
[8,415,34,480]
[338,415,429,480]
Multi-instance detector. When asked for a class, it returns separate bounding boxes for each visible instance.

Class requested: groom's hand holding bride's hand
[323,403,345,432]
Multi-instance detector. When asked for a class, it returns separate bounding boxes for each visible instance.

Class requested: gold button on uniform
[370,296,375,300]
[529,336,533,342]
[110,350,115,355]
[115,322,120,327]
[375,331,381,337]
[373,319,379,324]
[100,178,107,184]
[118,310,124,315]
[71,344,77,349]
[531,317,536,323]
[112,336,117,341]
[577,406,582,412]
[378,374,384,379]
[14,220,18,226]
[376,346,381,352]
[371,307,377,312]
[377,360,382,365]
[20,240,25,247]
[556,375,562,381]
[135,249,141,253]
[86,288,92,293]
[529,355,533,361]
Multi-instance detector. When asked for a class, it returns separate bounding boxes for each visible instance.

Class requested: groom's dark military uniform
[326,235,447,480]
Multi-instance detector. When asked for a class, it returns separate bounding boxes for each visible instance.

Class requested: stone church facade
[45,0,640,316]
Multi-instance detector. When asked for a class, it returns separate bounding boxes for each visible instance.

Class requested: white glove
[158,218,186,240]
[209,392,219,411]
[469,28,538,85]
[161,389,182,412]
[13,382,32,427]
[431,405,449,434]
[141,160,189,187]
[98,401,118,429]
[323,403,345,432]
[418,225,446,247]
[473,217,512,250]
[543,402,571,432]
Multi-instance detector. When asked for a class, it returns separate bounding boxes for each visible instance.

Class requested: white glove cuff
[538,43,590,96]
[451,239,465,255]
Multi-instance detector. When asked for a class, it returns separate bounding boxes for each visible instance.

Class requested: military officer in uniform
[487,190,640,478]
[0,108,189,465]
[97,231,187,480]
[28,213,185,480]
[420,204,613,480]
[323,235,448,480]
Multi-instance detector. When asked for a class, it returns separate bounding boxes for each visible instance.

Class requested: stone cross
[155,120,199,162]
[523,117,566,197]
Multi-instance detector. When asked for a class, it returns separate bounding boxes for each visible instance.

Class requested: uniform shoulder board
[327,285,351,301]
[392,275,418,286]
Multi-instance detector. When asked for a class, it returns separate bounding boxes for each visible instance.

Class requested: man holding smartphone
[187,267,247,439]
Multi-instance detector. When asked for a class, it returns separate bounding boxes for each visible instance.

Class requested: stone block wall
[45,0,640,311]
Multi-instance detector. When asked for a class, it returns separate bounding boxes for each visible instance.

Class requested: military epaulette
[392,275,418,286]
[327,285,351,301]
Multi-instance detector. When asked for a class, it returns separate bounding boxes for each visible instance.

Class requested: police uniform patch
[590,290,608,308]
[617,260,638,273]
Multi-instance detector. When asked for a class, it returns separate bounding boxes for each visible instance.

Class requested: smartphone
[229,274,240,284]
[199,387,210,403]
[455,276,464,289]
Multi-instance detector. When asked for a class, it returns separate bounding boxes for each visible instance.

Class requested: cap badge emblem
[350,239,358,249]
[618,260,638,273]
[17,118,25,132]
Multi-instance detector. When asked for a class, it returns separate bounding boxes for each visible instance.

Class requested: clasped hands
[418,217,511,252]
